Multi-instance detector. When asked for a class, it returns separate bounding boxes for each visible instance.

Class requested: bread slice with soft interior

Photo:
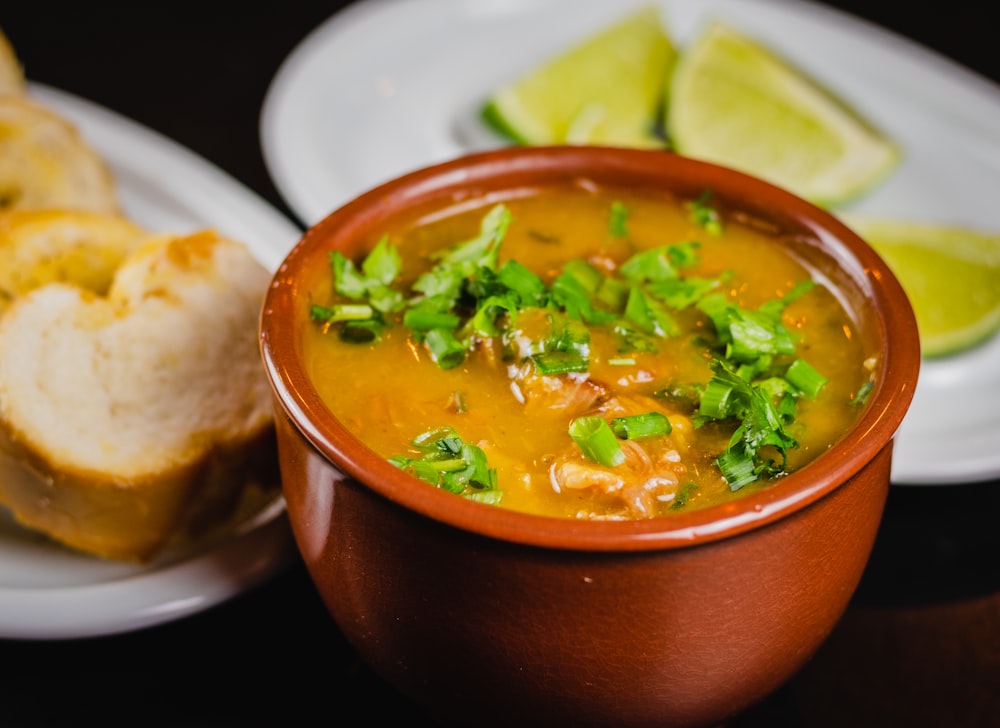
[0,208,152,315]
[0,229,277,561]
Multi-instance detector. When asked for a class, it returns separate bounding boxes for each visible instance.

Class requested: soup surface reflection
[302,184,875,519]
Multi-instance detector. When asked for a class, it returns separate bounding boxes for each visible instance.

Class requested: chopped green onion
[852,380,874,406]
[310,303,374,323]
[716,445,758,490]
[687,191,722,235]
[611,412,672,439]
[671,482,698,510]
[785,358,828,398]
[424,329,467,369]
[392,428,501,502]
[608,200,630,238]
[696,359,798,483]
[338,320,383,343]
[532,351,589,375]
[698,377,735,419]
[389,458,442,486]
[412,426,459,450]
[464,489,504,505]
[569,416,625,467]
[404,309,461,331]
[423,457,469,474]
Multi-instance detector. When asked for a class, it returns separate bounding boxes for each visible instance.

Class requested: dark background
[1,2,998,726]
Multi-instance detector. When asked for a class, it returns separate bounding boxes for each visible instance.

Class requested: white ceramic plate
[0,84,302,640]
[260,0,1000,486]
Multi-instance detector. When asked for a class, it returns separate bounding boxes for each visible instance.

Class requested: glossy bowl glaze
[260,146,920,728]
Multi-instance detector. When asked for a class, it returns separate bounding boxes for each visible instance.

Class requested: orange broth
[302,184,875,520]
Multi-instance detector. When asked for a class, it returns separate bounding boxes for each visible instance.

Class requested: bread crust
[0,229,277,561]
[0,95,120,214]
[0,208,152,315]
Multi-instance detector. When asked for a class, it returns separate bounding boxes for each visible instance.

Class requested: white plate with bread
[0,78,302,640]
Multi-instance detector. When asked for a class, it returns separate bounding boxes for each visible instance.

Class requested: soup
[302,183,876,520]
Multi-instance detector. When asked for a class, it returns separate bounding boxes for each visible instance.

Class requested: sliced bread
[0,94,119,213]
[0,229,276,561]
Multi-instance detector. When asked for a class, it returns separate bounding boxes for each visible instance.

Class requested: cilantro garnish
[389,427,501,503]
[608,200,630,238]
[687,191,723,235]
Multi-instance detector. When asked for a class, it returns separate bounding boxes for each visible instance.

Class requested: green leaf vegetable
[389,427,502,504]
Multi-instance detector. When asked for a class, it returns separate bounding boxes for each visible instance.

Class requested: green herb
[532,350,589,375]
[608,200,630,238]
[569,416,625,467]
[310,303,386,341]
[330,236,405,313]
[671,483,698,509]
[549,313,591,353]
[611,412,672,439]
[498,259,548,301]
[695,359,799,490]
[646,275,725,309]
[852,380,874,406]
[784,358,828,398]
[697,280,815,365]
[403,308,462,331]
[624,287,679,337]
[424,328,468,369]
[687,191,722,235]
[390,427,501,502]
[551,268,617,325]
[310,303,375,323]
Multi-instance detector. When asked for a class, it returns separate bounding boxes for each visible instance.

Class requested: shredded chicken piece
[504,355,693,518]
[508,361,609,414]
[546,388,691,519]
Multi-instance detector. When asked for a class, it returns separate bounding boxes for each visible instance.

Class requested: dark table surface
[2,1,998,725]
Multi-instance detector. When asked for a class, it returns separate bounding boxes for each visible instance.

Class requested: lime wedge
[846,215,1000,358]
[666,21,900,207]
[481,6,674,147]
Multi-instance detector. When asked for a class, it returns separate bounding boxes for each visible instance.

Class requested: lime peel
[845,215,1000,358]
[666,21,900,207]
[480,5,674,148]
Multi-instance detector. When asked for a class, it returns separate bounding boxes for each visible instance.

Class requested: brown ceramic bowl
[259,146,920,728]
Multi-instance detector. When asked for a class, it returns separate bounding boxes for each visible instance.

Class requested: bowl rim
[260,145,921,552]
